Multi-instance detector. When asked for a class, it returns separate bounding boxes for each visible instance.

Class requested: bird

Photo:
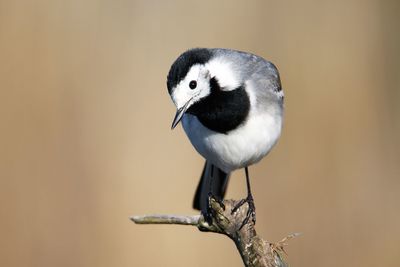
[166,48,284,227]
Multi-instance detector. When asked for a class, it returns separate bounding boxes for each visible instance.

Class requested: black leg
[203,165,226,225]
[231,167,256,229]
[203,165,214,224]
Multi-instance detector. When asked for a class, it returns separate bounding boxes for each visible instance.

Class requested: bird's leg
[203,165,225,225]
[231,167,256,229]
[203,165,215,225]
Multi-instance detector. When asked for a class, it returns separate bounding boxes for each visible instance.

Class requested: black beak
[171,100,191,129]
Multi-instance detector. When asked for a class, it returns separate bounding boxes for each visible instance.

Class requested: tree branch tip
[129,214,200,225]
[129,216,139,222]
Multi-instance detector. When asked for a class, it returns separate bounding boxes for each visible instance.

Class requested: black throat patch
[187,77,250,134]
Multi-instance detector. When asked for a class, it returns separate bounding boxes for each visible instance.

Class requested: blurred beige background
[1,0,399,266]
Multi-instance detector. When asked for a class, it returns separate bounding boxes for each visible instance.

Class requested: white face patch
[205,58,241,91]
[171,64,211,109]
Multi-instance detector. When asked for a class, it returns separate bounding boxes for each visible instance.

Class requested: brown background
[1,1,399,266]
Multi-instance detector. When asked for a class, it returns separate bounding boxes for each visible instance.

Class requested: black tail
[193,161,230,211]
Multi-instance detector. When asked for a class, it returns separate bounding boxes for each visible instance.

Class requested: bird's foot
[202,193,225,225]
[231,194,256,230]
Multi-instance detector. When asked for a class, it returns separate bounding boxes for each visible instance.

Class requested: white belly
[181,110,282,173]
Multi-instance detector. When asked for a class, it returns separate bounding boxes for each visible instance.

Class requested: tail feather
[193,161,230,211]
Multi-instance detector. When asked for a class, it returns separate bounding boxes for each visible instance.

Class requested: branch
[131,214,200,225]
[131,198,298,267]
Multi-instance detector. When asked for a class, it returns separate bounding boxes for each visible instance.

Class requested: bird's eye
[189,80,197,89]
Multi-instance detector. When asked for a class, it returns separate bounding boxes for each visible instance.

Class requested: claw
[210,193,225,211]
[203,193,225,225]
[202,209,213,225]
[231,195,256,230]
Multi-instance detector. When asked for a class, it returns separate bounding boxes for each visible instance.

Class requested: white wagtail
[167,48,284,226]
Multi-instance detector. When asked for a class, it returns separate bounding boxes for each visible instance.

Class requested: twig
[131,198,297,267]
[131,214,200,225]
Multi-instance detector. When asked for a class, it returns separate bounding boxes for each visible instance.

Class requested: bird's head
[167,49,215,129]
[167,48,244,129]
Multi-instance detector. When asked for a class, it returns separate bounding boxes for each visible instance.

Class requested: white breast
[181,106,282,173]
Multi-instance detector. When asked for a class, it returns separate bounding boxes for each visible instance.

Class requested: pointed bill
[171,99,192,129]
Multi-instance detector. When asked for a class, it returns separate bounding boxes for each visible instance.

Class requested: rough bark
[131,197,298,267]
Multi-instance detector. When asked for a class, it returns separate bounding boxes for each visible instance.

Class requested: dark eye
[189,80,197,89]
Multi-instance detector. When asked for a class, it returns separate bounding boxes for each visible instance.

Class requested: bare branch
[131,198,297,267]
[131,214,200,225]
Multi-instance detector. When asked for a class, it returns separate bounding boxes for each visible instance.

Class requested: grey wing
[251,59,283,99]
[212,48,284,111]
[233,51,284,113]
[249,59,284,116]
[214,48,283,93]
